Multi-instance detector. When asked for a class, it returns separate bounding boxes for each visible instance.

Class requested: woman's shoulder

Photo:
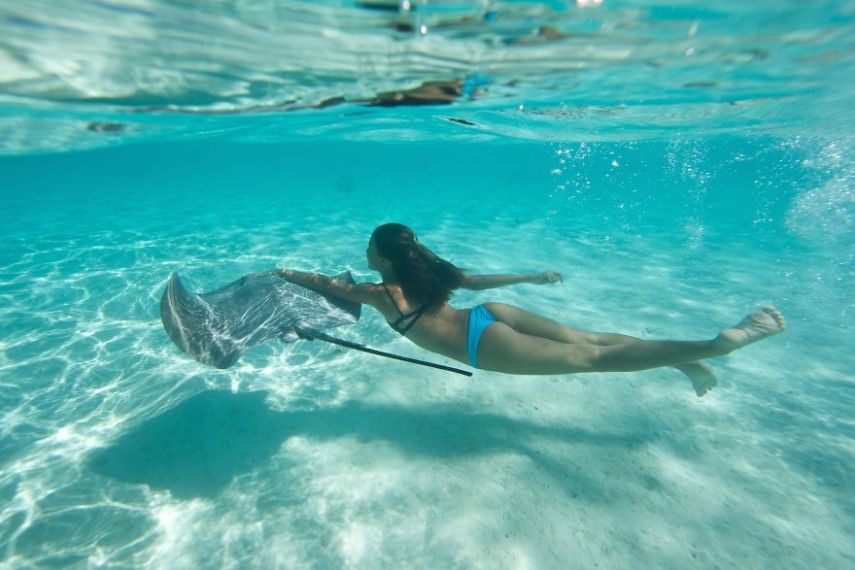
[358,281,390,298]
[381,281,423,307]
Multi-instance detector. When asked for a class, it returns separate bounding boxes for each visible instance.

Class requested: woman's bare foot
[716,305,786,351]
[674,361,718,397]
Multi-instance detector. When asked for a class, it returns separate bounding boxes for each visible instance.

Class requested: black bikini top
[382,283,427,335]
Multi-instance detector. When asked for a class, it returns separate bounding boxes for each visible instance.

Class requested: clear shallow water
[1,2,854,569]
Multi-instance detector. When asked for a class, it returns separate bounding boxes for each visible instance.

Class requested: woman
[276,223,785,396]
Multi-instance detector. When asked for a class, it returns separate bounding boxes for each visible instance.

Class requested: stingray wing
[160,271,361,368]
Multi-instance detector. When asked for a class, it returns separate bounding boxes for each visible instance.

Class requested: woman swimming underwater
[276,223,786,396]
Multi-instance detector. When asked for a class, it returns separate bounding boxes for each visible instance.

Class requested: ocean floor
[1,141,853,569]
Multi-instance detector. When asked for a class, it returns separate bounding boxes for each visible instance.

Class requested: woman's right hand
[531,271,564,284]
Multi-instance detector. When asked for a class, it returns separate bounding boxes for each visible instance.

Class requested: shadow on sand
[89,389,651,500]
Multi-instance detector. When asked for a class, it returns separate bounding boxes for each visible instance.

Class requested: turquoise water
[2,1,854,569]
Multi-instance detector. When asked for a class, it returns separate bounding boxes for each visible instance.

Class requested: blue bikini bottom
[467,304,498,369]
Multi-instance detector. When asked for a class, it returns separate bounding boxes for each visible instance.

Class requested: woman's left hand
[532,271,563,284]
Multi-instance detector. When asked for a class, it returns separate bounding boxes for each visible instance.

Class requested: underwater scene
[1,1,853,568]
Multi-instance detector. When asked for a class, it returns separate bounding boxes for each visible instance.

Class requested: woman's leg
[485,302,718,394]
[484,302,620,345]
[486,302,704,348]
[476,305,785,378]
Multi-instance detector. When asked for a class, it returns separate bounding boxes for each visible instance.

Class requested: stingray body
[160,271,361,368]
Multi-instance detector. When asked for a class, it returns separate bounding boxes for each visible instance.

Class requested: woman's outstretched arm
[460,271,563,290]
[275,269,384,306]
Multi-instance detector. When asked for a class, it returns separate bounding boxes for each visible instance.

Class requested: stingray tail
[295,328,472,377]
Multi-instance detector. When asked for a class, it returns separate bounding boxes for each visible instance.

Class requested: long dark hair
[371,223,464,305]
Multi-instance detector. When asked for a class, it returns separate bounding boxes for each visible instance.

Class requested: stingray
[160,271,470,375]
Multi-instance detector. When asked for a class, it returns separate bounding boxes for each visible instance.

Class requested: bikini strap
[381,283,401,315]
[396,304,428,335]
[381,282,427,334]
